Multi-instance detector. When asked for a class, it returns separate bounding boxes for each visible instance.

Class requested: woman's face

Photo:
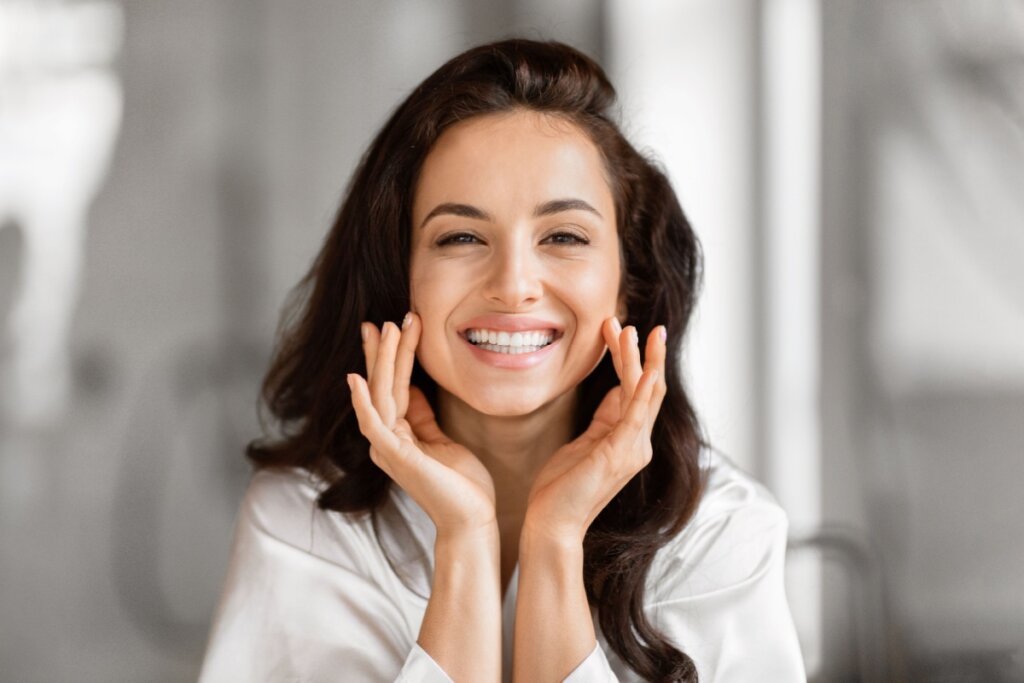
[409,109,624,416]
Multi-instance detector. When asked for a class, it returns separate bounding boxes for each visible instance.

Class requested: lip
[456,315,565,335]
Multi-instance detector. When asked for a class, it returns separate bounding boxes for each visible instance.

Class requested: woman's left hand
[522,317,668,545]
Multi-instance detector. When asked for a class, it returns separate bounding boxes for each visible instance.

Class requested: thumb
[406,385,448,442]
[587,386,621,435]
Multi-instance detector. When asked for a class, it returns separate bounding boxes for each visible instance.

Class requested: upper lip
[457,315,565,337]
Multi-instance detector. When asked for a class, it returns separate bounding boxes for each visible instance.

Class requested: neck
[436,386,579,599]
[436,386,578,527]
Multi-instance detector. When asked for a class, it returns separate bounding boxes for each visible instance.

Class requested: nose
[481,241,544,308]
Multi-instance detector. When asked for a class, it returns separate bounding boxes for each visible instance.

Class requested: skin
[347,109,668,682]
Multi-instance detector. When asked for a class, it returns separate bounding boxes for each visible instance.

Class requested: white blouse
[198,447,806,682]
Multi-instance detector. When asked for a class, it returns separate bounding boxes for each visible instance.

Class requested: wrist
[521,513,585,548]
[435,521,500,557]
[519,519,584,561]
[432,524,500,599]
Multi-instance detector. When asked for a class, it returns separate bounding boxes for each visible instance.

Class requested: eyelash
[435,231,589,247]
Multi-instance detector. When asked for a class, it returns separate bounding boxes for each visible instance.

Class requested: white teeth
[465,327,555,352]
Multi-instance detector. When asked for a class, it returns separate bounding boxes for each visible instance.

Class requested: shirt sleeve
[562,642,618,683]
[395,644,454,683]
[563,500,806,683]
[198,478,454,683]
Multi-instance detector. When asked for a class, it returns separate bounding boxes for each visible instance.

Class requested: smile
[463,328,557,353]
[458,329,564,369]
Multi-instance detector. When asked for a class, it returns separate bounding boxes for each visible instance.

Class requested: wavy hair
[247,38,707,682]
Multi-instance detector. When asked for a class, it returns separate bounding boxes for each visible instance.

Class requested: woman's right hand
[347,312,497,538]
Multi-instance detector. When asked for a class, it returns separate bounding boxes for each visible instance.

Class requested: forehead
[412,109,614,220]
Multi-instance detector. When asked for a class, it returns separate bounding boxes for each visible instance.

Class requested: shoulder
[239,466,323,540]
[646,447,790,603]
[234,466,381,577]
[691,446,787,527]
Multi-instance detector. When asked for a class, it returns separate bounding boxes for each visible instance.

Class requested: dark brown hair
[248,38,707,682]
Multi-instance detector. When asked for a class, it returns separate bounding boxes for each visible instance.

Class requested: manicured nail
[630,327,638,343]
[402,311,411,329]
[659,326,667,342]
[612,318,622,334]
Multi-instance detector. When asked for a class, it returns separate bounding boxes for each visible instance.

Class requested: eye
[544,231,589,246]
[435,232,481,246]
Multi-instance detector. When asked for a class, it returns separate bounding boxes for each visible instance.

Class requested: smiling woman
[198,38,805,683]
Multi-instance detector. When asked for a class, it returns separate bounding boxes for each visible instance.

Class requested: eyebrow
[419,198,603,229]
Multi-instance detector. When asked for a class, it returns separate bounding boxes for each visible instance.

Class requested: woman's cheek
[577,328,609,380]
[412,313,439,362]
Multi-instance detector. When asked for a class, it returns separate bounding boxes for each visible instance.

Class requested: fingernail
[630,327,638,343]
[346,374,354,389]
[402,311,411,329]
[612,318,622,334]
[659,326,667,342]
[381,323,391,341]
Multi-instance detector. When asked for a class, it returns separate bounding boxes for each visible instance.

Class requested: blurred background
[1,0,1022,680]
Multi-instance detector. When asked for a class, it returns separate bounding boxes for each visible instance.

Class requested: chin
[467,392,548,418]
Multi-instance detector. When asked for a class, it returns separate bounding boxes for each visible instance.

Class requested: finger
[644,325,668,421]
[608,368,659,465]
[619,325,643,416]
[602,317,624,380]
[371,321,399,426]
[362,322,381,380]
[347,373,403,477]
[393,312,420,418]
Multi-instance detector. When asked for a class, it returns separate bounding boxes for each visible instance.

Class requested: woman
[199,38,805,682]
